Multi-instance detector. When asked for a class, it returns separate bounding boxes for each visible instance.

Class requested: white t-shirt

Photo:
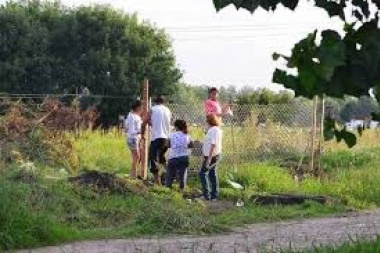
[203,126,222,157]
[168,131,191,159]
[125,112,142,139]
[150,104,171,141]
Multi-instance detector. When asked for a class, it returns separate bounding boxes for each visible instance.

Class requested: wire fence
[0,96,326,173]
[167,100,320,172]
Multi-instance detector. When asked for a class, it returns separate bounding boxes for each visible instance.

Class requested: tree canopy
[213,0,380,147]
[0,1,181,125]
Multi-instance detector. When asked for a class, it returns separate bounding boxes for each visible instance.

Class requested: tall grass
[72,129,131,173]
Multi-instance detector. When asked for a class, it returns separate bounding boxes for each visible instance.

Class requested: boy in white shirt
[199,114,223,201]
[125,100,143,179]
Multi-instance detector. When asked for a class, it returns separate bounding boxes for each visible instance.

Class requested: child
[199,114,222,201]
[125,100,143,179]
[166,119,193,192]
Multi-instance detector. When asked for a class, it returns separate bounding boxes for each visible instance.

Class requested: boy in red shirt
[204,87,233,119]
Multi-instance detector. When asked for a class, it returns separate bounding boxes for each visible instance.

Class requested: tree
[0,1,181,125]
[339,96,379,122]
[213,0,380,147]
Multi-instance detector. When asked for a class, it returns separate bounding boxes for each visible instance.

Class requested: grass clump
[280,236,380,252]
[0,177,77,250]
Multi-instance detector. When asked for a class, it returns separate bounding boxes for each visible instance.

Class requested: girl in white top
[165,119,193,192]
[124,100,143,179]
[199,114,222,201]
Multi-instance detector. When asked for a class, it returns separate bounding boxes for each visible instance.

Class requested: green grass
[280,237,380,252]
[0,164,344,251]
[72,129,131,173]
[2,131,380,251]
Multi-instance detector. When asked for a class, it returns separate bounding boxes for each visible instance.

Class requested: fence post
[141,78,150,180]
[309,96,318,173]
[317,96,325,176]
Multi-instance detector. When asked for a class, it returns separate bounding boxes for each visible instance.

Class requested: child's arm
[206,144,216,167]
[188,136,194,148]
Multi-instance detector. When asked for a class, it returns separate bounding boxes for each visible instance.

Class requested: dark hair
[174,119,188,134]
[155,95,165,104]
[209,87,218,95]
[131,100,142,111]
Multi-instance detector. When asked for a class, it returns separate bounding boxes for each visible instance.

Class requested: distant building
[345,117,378,130]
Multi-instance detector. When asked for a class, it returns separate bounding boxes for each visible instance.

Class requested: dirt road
[17,210,380,253]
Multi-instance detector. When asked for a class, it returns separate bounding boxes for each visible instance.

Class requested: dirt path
[17,210,380,253]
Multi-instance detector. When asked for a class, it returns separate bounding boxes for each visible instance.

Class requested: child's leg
[128,138,138,178]
[178,157,189,191]
[209,156,220,200]
[149,140,161,185]
[131,149,139,178]
[199,157,210,200]
[165,159,176,188]
[209,167,219,200]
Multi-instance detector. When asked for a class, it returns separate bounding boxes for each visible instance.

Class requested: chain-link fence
[168,100,319,172]
[0,96,323,173]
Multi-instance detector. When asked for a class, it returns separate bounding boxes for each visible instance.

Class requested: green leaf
[240,0,260,12]
[272,52,281,61]
[316,30,345,81]
[213,0,233,11]
[298,68,317,93]
[315,0,345,19]
[324,127,335,141]
[259,0,281,11]
[232,0,244,8]
[280,0,299,10]
[334,129,342,143]
[340,129,357,148]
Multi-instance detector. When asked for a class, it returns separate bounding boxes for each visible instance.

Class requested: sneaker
[200,196,210,201]
[210,198,218,202]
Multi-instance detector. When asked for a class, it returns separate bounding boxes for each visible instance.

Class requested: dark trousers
[165,156,189,190]
[149,138,168,174]
[199,155,220,200]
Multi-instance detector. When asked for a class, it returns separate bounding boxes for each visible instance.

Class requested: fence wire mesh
[0,97,324,173]
[168,100,319,172]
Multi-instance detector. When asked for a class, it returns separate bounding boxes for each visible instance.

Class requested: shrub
[0,100,78,171]
[0,179,75,250]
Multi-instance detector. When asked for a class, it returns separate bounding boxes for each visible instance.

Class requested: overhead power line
[165,21,342,31]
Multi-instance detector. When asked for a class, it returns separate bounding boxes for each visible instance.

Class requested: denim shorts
[127,137,140,151]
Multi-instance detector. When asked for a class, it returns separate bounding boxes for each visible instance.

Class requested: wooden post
[141,78,150,180]
[309,96,318,174]
[317,96,325,177]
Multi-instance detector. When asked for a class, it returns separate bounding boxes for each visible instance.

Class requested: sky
[1,0,344,91]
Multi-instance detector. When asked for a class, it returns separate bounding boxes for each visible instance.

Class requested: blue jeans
[149,138,168,174]
[166,156,189,190]
[199,155,220,200]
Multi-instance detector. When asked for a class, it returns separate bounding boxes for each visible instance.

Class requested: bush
[0,179,75,250]
[0,100,78,171]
